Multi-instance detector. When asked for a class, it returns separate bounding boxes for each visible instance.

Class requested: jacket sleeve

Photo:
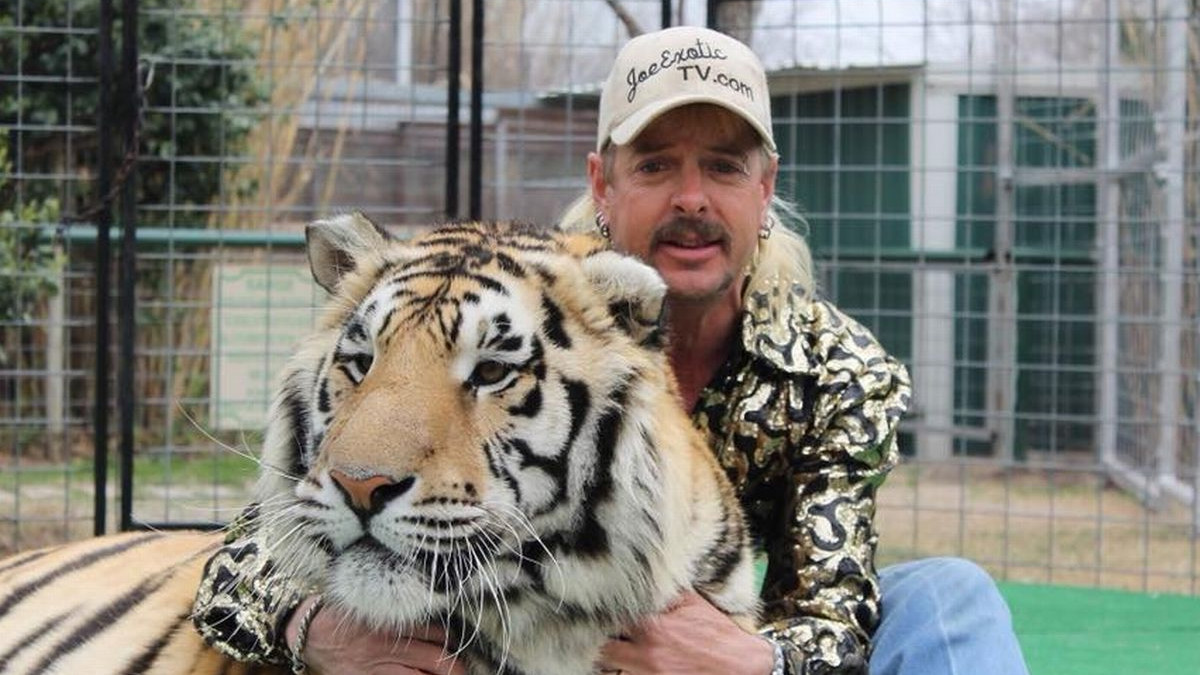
[191,505,309,666]
[757,305,912,674]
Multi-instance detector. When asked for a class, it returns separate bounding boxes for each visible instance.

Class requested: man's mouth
[659,238,721,251]
[655,238,724,265]
[651,219,728,254]
[660,235,720,248]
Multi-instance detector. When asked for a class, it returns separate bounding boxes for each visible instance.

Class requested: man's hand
[285,596,467,675]
[597,591,776,675]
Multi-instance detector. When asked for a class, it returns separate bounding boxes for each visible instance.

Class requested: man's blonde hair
[558,193,815,299]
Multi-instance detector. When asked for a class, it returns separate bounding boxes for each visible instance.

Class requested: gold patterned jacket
[704,280,911,673]
[191,279,912,675]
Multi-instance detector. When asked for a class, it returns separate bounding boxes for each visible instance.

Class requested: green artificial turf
[1000,582,1200,675]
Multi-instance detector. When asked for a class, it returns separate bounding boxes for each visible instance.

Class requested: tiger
[0,214,759,675]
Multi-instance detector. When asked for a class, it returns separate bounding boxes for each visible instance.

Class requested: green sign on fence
[211,262,322,430]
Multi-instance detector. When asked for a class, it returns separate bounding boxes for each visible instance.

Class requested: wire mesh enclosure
[1,0,1197,595]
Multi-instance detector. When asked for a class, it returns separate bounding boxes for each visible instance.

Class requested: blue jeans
[871,557,1030,675]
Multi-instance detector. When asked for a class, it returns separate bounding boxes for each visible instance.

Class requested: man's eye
[711,160,746,175]
[637,160,666,174]
[470,360,511,387]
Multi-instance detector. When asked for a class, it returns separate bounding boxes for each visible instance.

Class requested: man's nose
[671,163,709,216]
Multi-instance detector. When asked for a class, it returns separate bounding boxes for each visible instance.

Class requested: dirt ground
[3,459,1198,595]
[876,462,1199,595]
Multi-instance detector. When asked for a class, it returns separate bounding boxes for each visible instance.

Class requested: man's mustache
[650,218,729,247]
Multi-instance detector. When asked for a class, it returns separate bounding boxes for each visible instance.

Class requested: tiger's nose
[330,469,415,515]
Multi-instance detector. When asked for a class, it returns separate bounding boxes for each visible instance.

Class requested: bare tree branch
[602,0,643,37]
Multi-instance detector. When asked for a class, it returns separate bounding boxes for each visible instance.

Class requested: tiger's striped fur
[0,216,758,675]
[0,532,271,674]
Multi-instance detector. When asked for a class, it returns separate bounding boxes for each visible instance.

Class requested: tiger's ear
[306,212,391,293]
[580,251,668,349]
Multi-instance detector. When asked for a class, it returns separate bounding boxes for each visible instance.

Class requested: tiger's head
[253,214,721,638]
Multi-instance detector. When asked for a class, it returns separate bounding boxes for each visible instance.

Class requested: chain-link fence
[1,0,1197,595]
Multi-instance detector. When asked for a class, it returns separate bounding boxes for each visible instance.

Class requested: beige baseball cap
[596,26,775,152]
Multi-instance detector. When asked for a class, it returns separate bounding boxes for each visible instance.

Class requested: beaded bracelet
[289,595,325,675]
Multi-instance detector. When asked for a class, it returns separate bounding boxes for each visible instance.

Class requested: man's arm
[194,506,468,675]
[759,303,912,674]
[758,440,895,674]
[191,506,308,666]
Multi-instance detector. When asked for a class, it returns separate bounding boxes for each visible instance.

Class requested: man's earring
[595,211,612,239]
[760,213,775,240]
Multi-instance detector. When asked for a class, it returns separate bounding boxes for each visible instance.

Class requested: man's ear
[305,212,391,293]
[760,152,779,209]
[580,250,668,349]
[586,151,608,213]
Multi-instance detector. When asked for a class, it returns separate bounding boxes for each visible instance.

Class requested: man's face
[588,105,777,305]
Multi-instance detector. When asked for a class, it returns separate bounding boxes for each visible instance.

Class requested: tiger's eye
[471,360,510,386]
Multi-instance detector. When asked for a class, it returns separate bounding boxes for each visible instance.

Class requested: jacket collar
[739,277,816,376]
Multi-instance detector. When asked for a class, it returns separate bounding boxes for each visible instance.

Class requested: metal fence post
[468,0,484,220]
[988,0,1018,462]
[93,0,115,537]
[117,0,139,532]
[446,0,461,220]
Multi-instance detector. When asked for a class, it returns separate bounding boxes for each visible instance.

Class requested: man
[194,25,1029,675]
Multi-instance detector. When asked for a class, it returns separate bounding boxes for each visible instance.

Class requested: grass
[1003,582,1200,675]
[0,452,258,553]
[0,452,258,491]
